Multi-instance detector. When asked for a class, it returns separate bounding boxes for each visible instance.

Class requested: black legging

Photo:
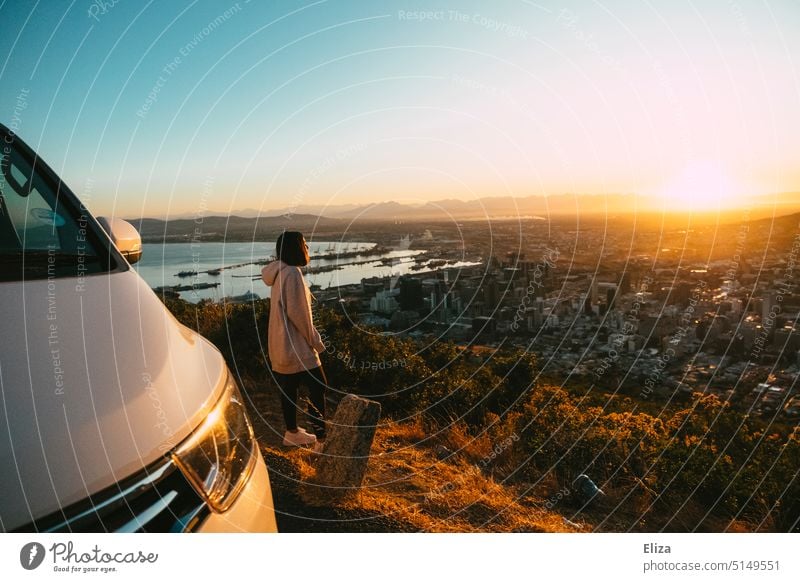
[272,365,328,439]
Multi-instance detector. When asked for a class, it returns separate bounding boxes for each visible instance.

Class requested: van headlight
[172,371,257,513]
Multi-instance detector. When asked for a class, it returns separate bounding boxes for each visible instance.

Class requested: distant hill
[260,192,800,221]
[129,193,800,239]
[127,213,349,243]
[260,193,639,220]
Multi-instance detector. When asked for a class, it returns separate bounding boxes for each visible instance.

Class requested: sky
[1,0,799,218]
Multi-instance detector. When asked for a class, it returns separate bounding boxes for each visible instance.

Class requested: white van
[0,124,277,532]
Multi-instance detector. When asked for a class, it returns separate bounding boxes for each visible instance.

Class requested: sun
[657,161,743,212]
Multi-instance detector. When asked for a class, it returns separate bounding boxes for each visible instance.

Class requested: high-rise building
[370,289,399,314]
[606,287,617,310]
[482,276,499,309]
[430,281,444,310]
[399,277,424,310]
[503,267,522,286]
[619,271,632,295]
[430,281,449,323]
[762,291,776,322]
[673,282,691,307]
[729,298,743,316]
[361,276,384,297]
[503,251,524,268]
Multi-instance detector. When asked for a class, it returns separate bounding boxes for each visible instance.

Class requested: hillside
[161,296,799,532]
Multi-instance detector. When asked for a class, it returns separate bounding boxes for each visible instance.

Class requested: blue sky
[1,0,798,218]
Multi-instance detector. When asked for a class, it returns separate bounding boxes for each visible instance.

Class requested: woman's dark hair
[275,231,308,266]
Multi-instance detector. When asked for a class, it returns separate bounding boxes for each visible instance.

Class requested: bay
[134,241,478,303]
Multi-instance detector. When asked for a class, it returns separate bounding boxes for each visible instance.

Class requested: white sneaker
[283,430,317,447]
[313,440,325,454]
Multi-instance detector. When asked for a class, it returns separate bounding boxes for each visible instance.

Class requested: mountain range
[150,192,800,222]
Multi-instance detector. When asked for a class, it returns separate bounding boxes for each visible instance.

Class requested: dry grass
[244,378,584,532]
[360,420,580,532]
[261,416,580,533]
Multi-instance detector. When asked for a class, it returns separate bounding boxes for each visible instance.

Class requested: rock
[573,474,605,503]
[302,394,381,504]
[435,445,453,460]
[562,517,583,530]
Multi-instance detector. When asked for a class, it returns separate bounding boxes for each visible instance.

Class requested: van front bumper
[196,448,278,533]
[12,448,278,533]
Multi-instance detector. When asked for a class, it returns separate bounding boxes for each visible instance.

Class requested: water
[134,241,478,303]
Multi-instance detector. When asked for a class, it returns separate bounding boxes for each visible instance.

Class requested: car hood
[0,270,226,531]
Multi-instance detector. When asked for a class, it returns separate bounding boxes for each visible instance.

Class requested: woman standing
[262,231,328,450]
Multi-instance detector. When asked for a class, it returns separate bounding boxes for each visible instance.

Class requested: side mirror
[97,217,143,264]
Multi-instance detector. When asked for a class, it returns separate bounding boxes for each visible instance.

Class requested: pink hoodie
[261,260,325,374]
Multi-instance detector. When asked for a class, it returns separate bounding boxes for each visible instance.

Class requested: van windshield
[0,131,117,282]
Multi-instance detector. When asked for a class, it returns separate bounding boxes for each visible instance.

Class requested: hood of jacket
[261,260,286,286]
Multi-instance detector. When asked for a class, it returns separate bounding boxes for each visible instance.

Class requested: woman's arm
[282,268,325,352]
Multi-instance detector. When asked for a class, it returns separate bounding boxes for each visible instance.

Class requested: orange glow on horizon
[653,160,745,213]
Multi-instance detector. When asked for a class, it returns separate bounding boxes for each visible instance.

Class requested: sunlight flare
[657,161,744,212]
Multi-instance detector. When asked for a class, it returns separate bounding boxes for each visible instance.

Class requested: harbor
[136,240,473,303]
